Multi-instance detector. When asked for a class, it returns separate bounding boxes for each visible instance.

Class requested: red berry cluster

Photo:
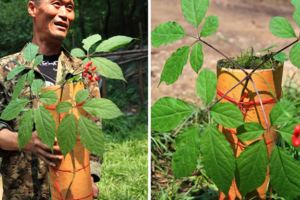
[292,124,300,147]
[82,61,100,82]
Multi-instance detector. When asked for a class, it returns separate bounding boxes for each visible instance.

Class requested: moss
[217,49,282,70]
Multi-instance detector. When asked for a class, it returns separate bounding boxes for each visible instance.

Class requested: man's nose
[58,6,68,21]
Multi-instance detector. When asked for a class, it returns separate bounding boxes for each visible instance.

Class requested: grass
[98,124,148,200]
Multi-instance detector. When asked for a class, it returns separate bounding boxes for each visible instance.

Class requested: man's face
[31,0,75,41]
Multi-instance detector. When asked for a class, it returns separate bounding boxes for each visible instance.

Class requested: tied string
[52,163,93,200]
[217,89,280,148]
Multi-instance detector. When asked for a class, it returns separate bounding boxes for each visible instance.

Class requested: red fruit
[292,135,300,147]
[85,61,92,68]
[85,66,89,71]
[95,76,100,81]
[82,72,87,77]
[91,66,96,71]
[88,74,92,80]
[294,125,300,137]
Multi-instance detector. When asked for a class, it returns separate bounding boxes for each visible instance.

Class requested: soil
[151,0,300,104]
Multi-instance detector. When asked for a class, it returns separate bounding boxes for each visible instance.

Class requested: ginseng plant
[151,0,300,199]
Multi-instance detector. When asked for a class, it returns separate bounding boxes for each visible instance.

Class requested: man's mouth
[54,21,68,31]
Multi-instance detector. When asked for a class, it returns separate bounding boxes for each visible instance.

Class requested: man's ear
[28,0,37,17]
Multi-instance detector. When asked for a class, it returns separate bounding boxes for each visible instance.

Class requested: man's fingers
[37,148,63,161]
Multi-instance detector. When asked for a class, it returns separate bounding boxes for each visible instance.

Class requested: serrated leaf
[82,34,102,51]
[211,103,244,128]
[293,9,300,27]
[181,0,209,28]
[56,102,72,113]
[0,98,29,121]
[91,57,125,81]
[18,110,33,149]
[78,116,104,156]
[31,79,44,95]
[12,74,27,100]
[273,52,288,63]
[57,114,77,156]
[151,97,195,132]
[236,141,268,196]
[269,16,296,38]
[96,36,133,52]
[40,91,58,105]
[270,147,300,199]
[71,48,86,58]
[278,121,298,146]
[199,126,235,193]
[34,106,56,149]
[270,99,296,126]
[26,70,35,85]
[83,98,123,119]
[190,43,203,73]
[196,69,217,105]
[33,55,43,66]
[7,65,25,81]
[172,127,201,178]
[200,16,219,37]
[160,46,189,85]
[75,89,89,104]
[151,22,185,47]
[22,43,39,62]
[237,122,265,142]
[289,43,300,68]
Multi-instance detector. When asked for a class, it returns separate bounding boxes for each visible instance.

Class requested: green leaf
[237,122,265,142]
[12,74,27,100]
[34,106,56,149]
[273,52,288,63]
[172,127,201,178]
[18,110,33,150]
[26,70,35,85]
[40,91,58,105]
[278,121,298,146]
[289,43,300,68]
[7,65,25,81]
[236,141,268,196]
[211,103,244,128]
[82,34,102,51]
[270,99,296,126]
[151,97,195,132]
[190,43,203,73]
[199,126,235,193]
[91,57,125,81]
[292,0,300,9]
[96,36,133,52]
[78,116,104,157]
[83,98,123,119]
[196,69,217,105]
[71,48,86,58]
[270,147,300,199]
[151,22,185,47]
[181,0,209,28]
[293,9,300,27]
[22,43,39,62]
[75,89,89,104]
[33,55,43,66]
[269,16,296,38]
[56,102,72,113]
[200,16,219,37]
[57,114,77,156]
[0,98,29,121]
[31,79,44,95]
[160,46,189,85]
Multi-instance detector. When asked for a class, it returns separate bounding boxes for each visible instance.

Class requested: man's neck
[32,36,62,56]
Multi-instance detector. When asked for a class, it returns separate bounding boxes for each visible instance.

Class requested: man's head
[28,0,75,42]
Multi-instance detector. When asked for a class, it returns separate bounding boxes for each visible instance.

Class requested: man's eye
[67,5,74,10]
[53,1,61,7]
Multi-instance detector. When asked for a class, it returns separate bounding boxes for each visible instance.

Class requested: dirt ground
[151,0,300,104]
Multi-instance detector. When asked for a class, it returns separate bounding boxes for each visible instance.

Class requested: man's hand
[24,132,63,167]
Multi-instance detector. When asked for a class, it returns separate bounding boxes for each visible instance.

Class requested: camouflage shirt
[0,49,101,200]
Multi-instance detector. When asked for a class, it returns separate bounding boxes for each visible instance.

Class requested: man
[0,0,100,199]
